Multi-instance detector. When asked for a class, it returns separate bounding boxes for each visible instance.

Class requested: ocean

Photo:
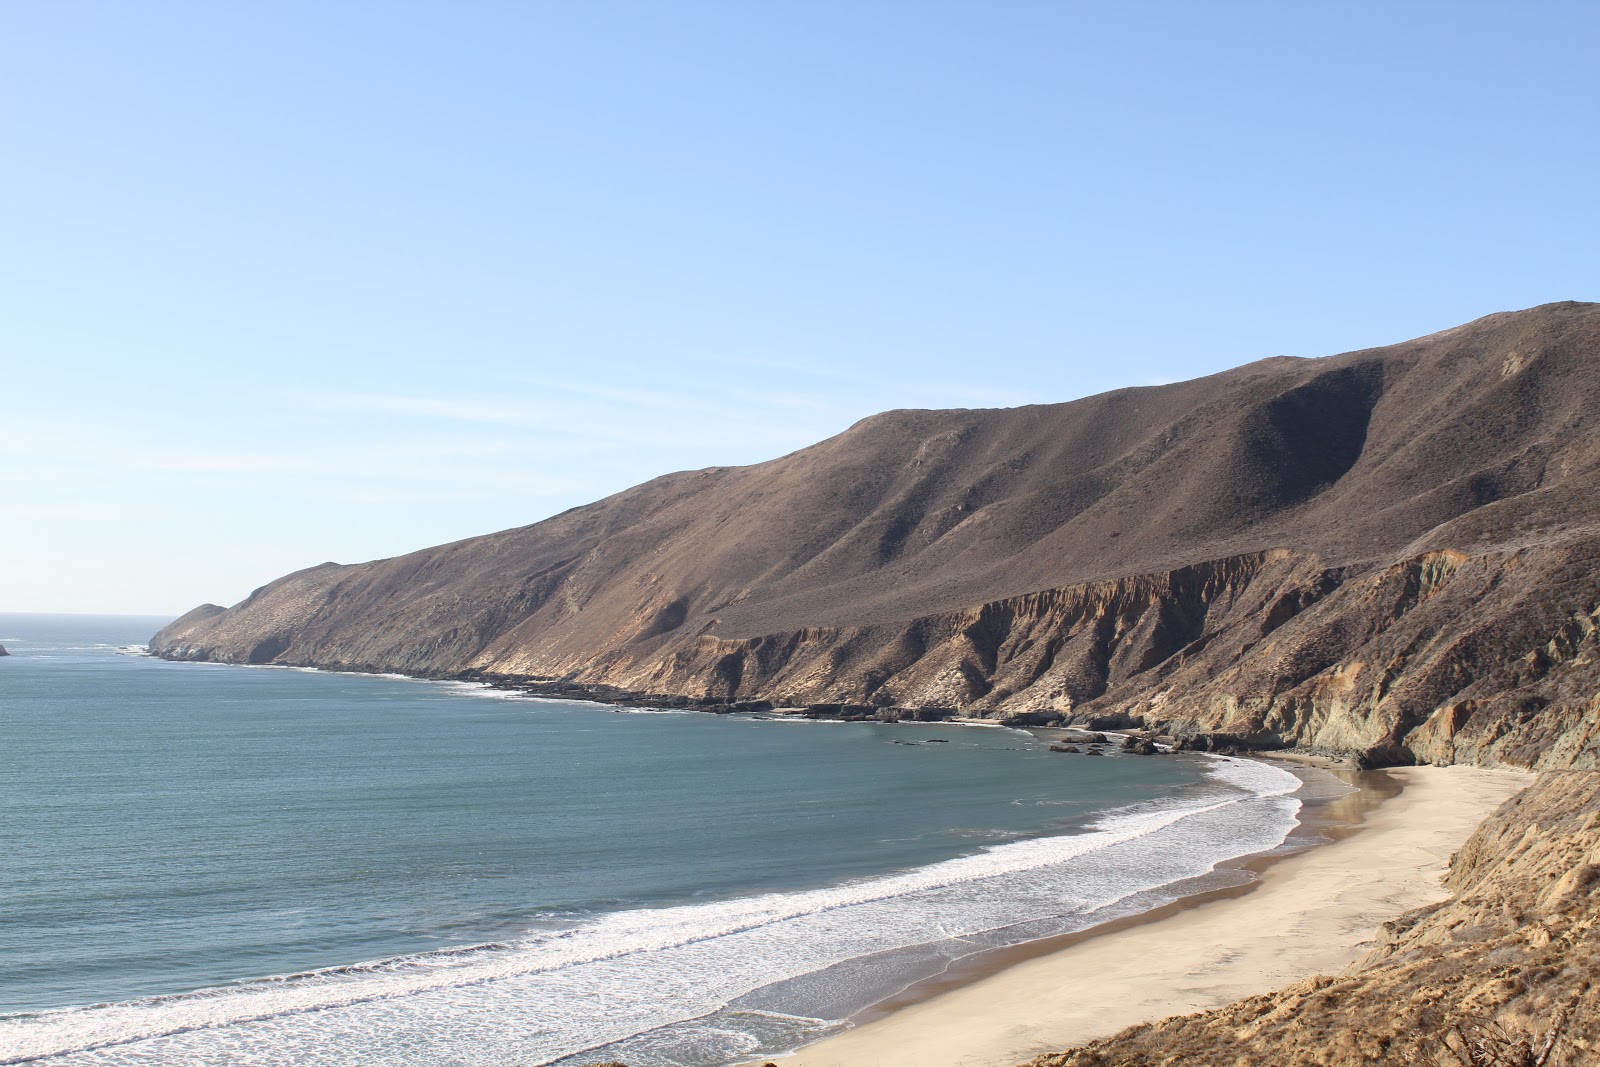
[1,614,1310,1066]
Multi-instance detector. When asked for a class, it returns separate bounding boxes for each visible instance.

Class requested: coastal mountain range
[152,301,1600,770]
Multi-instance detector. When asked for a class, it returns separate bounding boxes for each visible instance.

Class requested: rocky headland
[152,301,1600,772]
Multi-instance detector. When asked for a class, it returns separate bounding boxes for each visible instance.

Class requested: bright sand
[767,764,1531,1067]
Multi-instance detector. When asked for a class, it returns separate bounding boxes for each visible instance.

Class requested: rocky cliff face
[1025,770,1600,1067]
[152,302,1600,769]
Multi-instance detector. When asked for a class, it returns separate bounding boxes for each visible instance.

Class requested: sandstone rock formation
[151,302,1600,768]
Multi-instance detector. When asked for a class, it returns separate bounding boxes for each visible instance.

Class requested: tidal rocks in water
[0,643,8,656]
[1001,710,1068,727]
[1122,736,1160,755]
[906,706,958,721]
[802,703,878,720]
[1050,744,1081,753]
[1175,731,1278,754]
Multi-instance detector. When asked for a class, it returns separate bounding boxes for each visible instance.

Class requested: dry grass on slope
[1024,772,1600,1067]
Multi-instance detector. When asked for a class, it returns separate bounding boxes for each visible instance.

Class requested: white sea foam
[436,682,533,701]
[226,662,322,673]
[1200,754,1303,797]
[1,757,1302,1067]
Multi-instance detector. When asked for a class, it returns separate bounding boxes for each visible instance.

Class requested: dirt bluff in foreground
[153,302,1600,769]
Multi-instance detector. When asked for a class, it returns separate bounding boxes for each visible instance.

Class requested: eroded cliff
[152,302,1600,769]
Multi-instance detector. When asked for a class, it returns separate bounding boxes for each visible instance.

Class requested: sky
[4,2,1597,615]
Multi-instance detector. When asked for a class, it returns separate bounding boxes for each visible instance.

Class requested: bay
[0,614,1302,1066]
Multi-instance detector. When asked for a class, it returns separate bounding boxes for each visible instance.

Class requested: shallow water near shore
[2,615,1304,1066]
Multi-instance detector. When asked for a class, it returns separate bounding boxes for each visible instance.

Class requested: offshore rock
[151,303,1600,769]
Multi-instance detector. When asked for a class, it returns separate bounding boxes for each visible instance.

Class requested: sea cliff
[153,302,1600,772]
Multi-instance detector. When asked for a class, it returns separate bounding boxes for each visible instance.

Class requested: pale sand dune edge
[766,765,1531,1067]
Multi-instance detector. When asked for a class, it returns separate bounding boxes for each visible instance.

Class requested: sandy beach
[768,764,1531,1067]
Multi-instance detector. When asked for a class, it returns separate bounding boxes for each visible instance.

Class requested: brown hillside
[152,302,1600,768]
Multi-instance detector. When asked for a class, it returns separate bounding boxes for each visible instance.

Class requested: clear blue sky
[4,2,1596,615]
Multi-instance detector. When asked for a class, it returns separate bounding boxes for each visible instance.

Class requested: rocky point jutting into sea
[149,301,1600,1064]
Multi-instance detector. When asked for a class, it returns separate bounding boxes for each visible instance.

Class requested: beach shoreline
[808,757,1386,1031]
[758,762,1531,1067]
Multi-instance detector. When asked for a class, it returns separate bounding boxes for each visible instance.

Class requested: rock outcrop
[1024,770,1600,1067]
[152,302,1600,768]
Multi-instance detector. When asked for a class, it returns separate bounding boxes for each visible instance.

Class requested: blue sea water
[0,614,1307,1066]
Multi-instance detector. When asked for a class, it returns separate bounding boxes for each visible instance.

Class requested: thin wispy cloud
[292,391,548,424]
[681,346,888,387]
[2,503,166,521]
[284,386,822,452]
[902,383,1040,409]
[502,373,845,423]
[538,381,740,418]
[650,345,1048,412]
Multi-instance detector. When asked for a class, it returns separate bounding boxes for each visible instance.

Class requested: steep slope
[152,302,1600,768]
